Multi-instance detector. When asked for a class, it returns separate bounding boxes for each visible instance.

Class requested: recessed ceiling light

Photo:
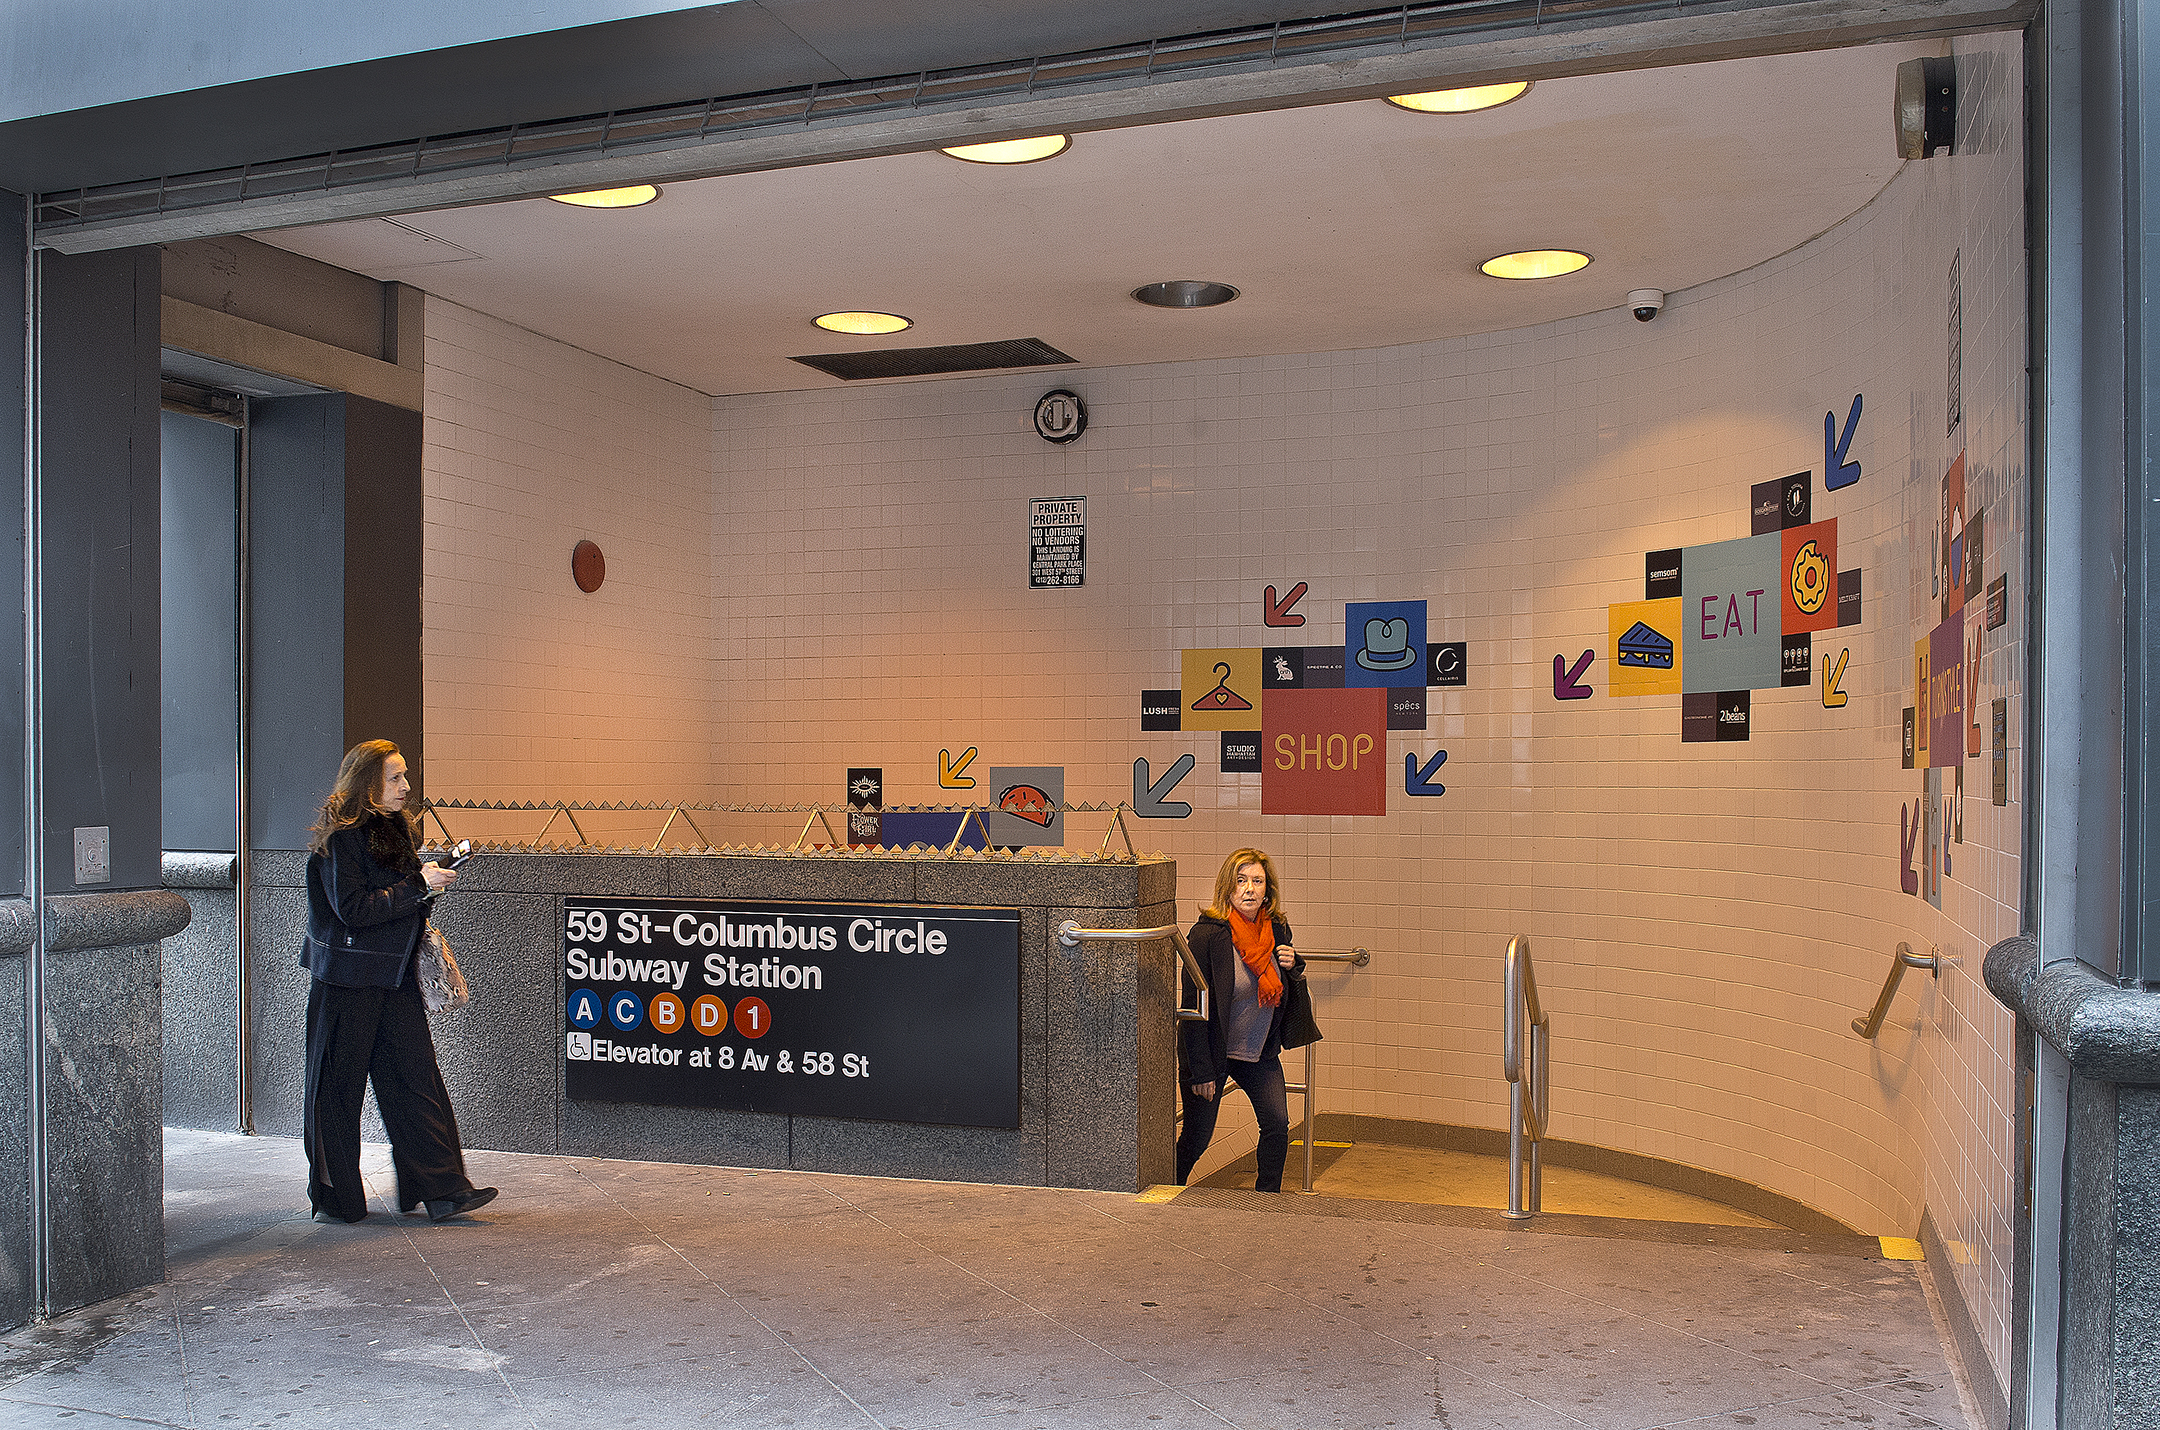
[941,135,1071,164]
[1132,280,1240,308]
[547,184,661,208]
[813,311,913,335]
[1386,82,1532,113]
[1480,249,1592,280]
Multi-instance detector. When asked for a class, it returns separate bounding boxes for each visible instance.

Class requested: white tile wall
[422,297,716,844]
[420,34,2023,1400]
[705,33,2024,1393]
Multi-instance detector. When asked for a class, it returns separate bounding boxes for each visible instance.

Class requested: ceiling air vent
[789,337,1075,382]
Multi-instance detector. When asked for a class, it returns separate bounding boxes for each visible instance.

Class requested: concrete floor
[0,1129,1976,1429]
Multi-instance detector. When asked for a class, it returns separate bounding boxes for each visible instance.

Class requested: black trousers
[303,973,473,1220]
[1175,1055,1291,1192]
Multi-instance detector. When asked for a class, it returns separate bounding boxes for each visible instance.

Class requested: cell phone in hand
[442,839,473,870]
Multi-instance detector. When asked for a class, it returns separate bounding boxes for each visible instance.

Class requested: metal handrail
[1283,947,1369,1189]
[1852,941,1940,1038]
[1055,921,1208,1023]
[1503,935,1549,1221]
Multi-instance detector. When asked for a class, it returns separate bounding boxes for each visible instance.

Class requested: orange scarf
[1228,909,1283,1008]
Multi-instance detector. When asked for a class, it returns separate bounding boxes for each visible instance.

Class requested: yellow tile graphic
[1608,598,1682,697]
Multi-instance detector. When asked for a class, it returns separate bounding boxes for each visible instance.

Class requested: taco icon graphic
[996,784,1057,827]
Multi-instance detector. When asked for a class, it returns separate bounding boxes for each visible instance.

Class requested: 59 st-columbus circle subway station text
[562,898,1021,1128]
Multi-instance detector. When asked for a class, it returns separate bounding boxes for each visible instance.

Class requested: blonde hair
[306,739,420,855]
[1203,847,1286,922]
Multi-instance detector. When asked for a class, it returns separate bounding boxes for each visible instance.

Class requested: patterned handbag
[417,922,471,1013]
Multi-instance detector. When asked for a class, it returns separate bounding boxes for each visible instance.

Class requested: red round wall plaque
[571,540,605,593]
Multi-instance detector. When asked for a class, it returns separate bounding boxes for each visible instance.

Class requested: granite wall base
[161,885,237,1131]
[249,851,1179,1192]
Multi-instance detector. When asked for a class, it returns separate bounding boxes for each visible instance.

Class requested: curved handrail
[1056,920,1209,1023]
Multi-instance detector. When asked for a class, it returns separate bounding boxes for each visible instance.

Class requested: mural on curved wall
[424,32,2026,1402]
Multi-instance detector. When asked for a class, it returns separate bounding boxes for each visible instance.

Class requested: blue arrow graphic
[1133,755,1195,818]
[1824,393,1863,491]
[1405,750,1447,797]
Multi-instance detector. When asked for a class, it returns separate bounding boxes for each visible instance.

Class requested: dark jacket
[1179,911,1303,1088]
[300,813,434,989]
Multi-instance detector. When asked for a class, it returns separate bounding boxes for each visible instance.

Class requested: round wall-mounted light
[1480,249,1592,280]
[547,185,662,208]
[1132,280,1240,309]
[941,135,1071,164]
[1386,82,1532,114]
[813,311,913,335]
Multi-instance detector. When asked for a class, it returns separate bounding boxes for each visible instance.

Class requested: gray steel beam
[34,0,2033,254]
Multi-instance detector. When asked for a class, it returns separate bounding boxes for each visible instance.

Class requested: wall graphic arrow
[939,747,978,789]
[1264,582,1309,627]
[1133,755,1195,818]
[1821,648,1850,708]
[1825,393,1864,491]
[1405,750,1448,796]
[1553,649,1594,700]
[1900,797,1921,895]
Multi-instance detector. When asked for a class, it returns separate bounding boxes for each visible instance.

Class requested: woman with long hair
[300,739,496,1223]
[1175,848,1305,1192]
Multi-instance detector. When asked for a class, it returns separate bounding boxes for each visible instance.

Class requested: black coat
[1179,911,1303,1087]
[300,813,435,989]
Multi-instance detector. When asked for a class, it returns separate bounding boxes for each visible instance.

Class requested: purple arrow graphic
[1553,650,1594,700]
[1899,798,1920,894]
[1825,393,1863,491]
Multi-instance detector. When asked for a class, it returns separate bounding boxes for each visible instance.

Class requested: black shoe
[425,1186,498,1222]
[312,1208,367,1224]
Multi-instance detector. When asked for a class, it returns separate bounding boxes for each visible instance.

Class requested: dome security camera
[1628,289,1666,322]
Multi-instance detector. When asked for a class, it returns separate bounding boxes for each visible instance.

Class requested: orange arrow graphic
[1822,648,1850,708]
[939,747,978,789]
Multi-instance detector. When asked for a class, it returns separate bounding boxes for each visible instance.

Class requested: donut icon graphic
[1791,540,1830,615]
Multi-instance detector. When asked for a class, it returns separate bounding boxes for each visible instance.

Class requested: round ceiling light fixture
[1479,249,1592,280]
[1132,280,1240,309]
[547,184,662,208]
[1385,81,1532,114]
[813,311,913,335]
[941,135,1071,164]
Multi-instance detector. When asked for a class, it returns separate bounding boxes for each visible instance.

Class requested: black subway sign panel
[562,898,1021,1128]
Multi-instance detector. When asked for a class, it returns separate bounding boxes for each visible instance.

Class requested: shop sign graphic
[1607,599,1680,698]
[1781,472,1812,528]
[985,766,1064,846]
[1264,582,1309,627]
[1221,731,1263,773]
[562,898,1021,1127]
[1645,549,1682,601]
[1140,689,1182,731]
[1750,479,1784,535]
[1028,495,1085,588]
[938,747,977,789]
[846,767,882,846]
[1986,575,2007,631]
[1781,633,1812,688]
[1387,687,1427,730]
[1992,699,2009,805]
[1824,393,1863,491]
[1553,649,1594,701]
[1344,601,1427,688]
[1681,533,1779,693]
[1301,647,1346,688]
[1927,617,1964,767]
[1428,642,1467,687]
[1838,569,1863,628]
[1262,688,1386,816]
[1133,755,1195,817]
[1405,750,1448,797]
[1262,648,1304,688]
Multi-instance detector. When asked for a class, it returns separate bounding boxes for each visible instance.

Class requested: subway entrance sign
[1262,687,1387,815]
[562,898,1021,1128]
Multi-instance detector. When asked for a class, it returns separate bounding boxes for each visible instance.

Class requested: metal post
[1302,1040,1316,1191]
[234,395,253,1133]
[22,198,51,1317]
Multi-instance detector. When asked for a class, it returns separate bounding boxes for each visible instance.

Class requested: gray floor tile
[515,1359,880,1428]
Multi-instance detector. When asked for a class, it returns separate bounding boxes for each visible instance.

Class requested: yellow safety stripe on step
[1288,1141,1354,1148]
[1878,1237,1925,1260]
[1134,1185,1183,1203]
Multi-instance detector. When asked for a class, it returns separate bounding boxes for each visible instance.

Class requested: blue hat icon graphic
[1356,617,1417,672]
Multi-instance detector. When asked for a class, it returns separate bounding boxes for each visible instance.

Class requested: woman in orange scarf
[1175,848,1305,1192]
